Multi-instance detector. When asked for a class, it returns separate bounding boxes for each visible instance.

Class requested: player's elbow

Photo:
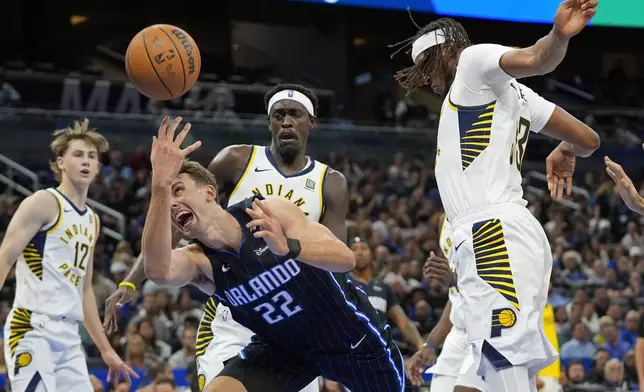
[336,246,356,272]
[575,126,601,157]
[143,260,173,285]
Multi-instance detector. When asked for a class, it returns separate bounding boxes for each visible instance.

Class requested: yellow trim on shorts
[228,146,257,201]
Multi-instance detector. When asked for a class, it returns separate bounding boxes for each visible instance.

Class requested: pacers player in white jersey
[406,215,488,391]
[104,84,348,391]
[393,1,600,390]
[0,120,136,391]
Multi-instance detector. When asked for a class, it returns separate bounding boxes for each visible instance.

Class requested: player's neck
[57,178,89,210]
[269,145,308,175]
[200,209,243,251]
[351,268,373,283]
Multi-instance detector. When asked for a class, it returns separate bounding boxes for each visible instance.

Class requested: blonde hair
[49,119,109,181]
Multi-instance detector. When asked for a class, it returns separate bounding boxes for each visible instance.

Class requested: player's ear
[56,156,65,173]
[309,115,316,129]
[206,184,218,202]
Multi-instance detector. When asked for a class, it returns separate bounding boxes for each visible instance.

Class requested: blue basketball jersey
[195,195,389,355]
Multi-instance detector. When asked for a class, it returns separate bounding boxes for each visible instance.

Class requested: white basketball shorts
[426,326,488,391]
[4,308,91,392]
[450,203,558,379]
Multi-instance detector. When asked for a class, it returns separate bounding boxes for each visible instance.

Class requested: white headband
[267,89,315,117]
[411,28,446,64]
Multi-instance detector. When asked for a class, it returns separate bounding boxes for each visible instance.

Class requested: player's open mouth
[174,210,194,230]
[278,130,298,143]
[80,169,90,175]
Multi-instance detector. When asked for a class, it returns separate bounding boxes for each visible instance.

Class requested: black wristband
[285,237,302,260]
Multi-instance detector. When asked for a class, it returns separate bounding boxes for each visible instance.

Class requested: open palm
[554,0,598,38]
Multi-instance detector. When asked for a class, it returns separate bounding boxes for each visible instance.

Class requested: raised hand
[150,116,201,187]
[605,155,644,215]
[245,199,289,256]
[546,145,576,201]
[554,0,598,38]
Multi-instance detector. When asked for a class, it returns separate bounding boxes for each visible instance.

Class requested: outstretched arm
[247,198,355,272]
[143,116,202,286]
[500,0,597,78]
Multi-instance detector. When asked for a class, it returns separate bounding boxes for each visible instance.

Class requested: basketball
[125,24,201,100]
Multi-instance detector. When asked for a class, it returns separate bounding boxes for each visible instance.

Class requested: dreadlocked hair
[389,14,471,95]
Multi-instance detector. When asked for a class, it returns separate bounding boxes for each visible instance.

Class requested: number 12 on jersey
[254,290,303,325]
[510,117,531,171]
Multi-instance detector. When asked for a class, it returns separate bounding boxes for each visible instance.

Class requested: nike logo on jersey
[222,264,231,272]
[254,167,271,173]
[64,207,73,212]
[351,334,367,349]
[455,240,466,252]
[254,246,269,256]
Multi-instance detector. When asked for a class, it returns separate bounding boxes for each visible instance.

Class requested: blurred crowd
[0,141,642,391]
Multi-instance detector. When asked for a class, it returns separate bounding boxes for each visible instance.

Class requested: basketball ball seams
[141,30,173,100]
[157,26,187,95]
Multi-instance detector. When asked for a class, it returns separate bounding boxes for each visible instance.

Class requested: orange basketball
[125,24,201,100]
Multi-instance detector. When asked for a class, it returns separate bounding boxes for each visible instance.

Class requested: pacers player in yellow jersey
[0,120,136,391]
[393,1,601,390]
[103,84,348,391]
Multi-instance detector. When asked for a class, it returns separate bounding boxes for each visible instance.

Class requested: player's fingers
[566,175,573,196]
[174,122,192,146]
[253,230,270,239]
[255,199,273,217]
[605,167,619,183]
[557,177,564,200]
[166,116,182,141]
[246,218,267,229]
[106,368,113,383]
[547,174,555,197]
[605,157,626,176]
[245,207,261,219]
[181,140,201,157]
[157,116,168,140]
[583,8,596,19]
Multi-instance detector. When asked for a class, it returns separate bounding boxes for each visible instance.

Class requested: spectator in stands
[582,302,600,334]
[603,358,626,389]
[596,316,631,359]
[104,149,133,185]
[560,321,597,359]
[128,282,172,342]
[138,363,175,392]
[559,303,587,344]
[168,326,197,369]
[620,310,640,348]
[112,380,131,392]
[137,318,172,363]
[623,350,638,388]
[124,334,154,370]
[563,360,587,391]
[587,348,610,384]
[152,379,177,392]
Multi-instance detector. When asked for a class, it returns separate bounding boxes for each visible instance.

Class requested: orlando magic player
[142,119,405,392]
[392,2,600,390]
[104,85,347,392]
[0,120,135,391]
